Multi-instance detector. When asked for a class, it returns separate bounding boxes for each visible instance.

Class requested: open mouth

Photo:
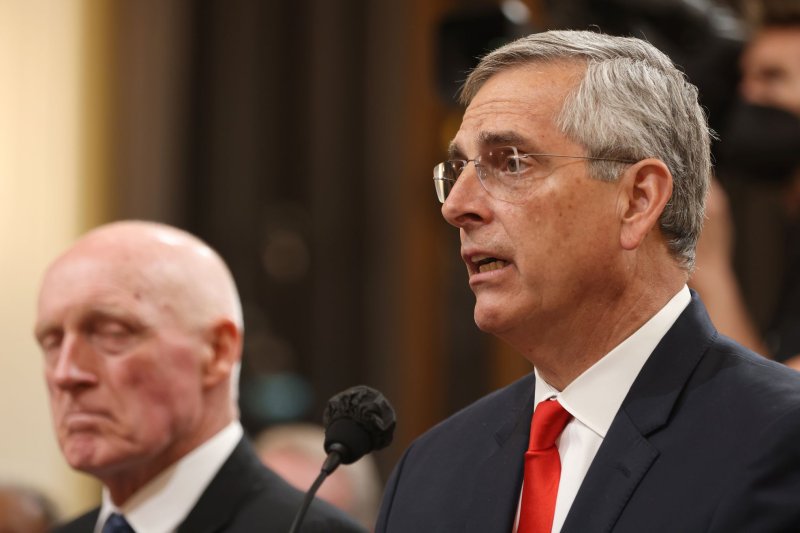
[475,257,508,273]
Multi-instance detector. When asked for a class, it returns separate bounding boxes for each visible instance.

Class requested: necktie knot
[529,399,572,452]
[102,513,136,533]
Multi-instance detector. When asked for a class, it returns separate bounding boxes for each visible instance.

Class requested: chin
[62,434,115,474]
[473,305,512,335]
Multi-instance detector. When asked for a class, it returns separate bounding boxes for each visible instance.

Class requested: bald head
[49,220,243,331]
[36,221,245,504]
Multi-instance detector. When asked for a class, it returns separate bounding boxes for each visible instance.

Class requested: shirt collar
[97,421,243,533]
[534,285,690,438]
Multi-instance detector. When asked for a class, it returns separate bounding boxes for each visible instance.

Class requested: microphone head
[323,385,396,464]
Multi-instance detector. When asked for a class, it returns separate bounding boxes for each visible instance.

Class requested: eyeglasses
[433,146,636,203]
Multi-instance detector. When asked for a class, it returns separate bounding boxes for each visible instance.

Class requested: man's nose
[49,334,98,390]
[441,164,490,228]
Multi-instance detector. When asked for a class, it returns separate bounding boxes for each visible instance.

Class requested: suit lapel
[562,292,717,532]
[178,438,261,533]
[466,375,537,533]
[561,411,659,533]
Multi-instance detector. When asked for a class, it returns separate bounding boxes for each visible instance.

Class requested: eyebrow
[448,130,531,159]
[447,141,464,160]
[478,130,528,148]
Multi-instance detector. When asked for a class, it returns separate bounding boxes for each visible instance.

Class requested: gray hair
[460,30,712,270]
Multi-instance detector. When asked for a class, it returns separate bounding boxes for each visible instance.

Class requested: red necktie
[517,399,573,533]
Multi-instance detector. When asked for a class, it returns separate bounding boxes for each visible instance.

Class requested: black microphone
[288,385,395,533]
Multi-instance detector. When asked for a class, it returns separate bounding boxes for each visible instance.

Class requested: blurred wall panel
[113,0,191,224]
[183,0,322,430]
[363,0,454,462]
[0,0,103,519]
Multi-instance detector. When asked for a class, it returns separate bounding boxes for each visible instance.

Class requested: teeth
[478,260,507,273]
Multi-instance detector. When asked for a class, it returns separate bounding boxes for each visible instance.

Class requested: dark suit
[377,293,800,532]
[53,438,366,533]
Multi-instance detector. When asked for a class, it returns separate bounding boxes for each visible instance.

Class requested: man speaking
[377,30,800,532]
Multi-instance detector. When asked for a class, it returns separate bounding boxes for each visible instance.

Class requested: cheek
[779,76,800,110]
[511,191,580,260]
[116,347,205,427]
[514,190,616,280]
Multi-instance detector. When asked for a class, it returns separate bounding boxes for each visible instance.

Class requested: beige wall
[0,0,100,520]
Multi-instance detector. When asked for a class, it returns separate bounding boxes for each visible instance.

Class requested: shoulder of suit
[710,334,800,388]
[700,334,800,424]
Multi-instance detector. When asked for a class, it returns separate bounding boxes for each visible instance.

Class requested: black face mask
[717,101,800,183]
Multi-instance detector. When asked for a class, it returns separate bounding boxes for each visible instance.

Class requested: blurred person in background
[692,0,800,367]
[255,424,381,530]
[35,221,364,532]
[377,30,800,532]
[740,0,800,116]
[0,484,57,533]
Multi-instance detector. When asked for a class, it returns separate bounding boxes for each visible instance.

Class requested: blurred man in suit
[377,30,800,532]
[35,221,364,532]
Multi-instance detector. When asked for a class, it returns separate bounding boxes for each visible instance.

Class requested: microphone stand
[287,444,345,533]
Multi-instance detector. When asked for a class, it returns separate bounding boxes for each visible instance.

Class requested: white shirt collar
[534,285,691,438]
[96,421,244,533]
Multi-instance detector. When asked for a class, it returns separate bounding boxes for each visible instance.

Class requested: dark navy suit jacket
[53,438,365,533]
[377,293,800,532]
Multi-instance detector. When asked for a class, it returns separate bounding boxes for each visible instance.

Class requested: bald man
[34,221,364,533]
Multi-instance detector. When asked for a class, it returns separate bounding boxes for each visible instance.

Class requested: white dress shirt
[515,285,691,533]
[96,421,244,533]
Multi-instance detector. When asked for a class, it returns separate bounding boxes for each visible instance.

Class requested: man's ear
[201,319,242,389]
[618,158,673,251]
